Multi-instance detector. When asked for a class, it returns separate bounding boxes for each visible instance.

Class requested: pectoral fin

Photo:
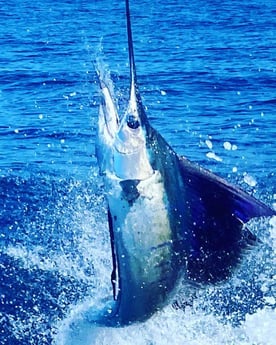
[108,208,119,300]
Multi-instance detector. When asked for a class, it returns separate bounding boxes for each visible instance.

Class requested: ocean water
[0,0,275,344]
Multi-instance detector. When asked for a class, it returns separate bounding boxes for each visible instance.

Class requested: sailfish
[94,0,275,327]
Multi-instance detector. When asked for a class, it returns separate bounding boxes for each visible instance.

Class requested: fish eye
[127,115,140,129]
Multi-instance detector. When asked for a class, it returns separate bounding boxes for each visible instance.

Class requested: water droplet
[243,173,257,187]
[205,139,213,149]
[206,152,222,162]
[223,141,232,150]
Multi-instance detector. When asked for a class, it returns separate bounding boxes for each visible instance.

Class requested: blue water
[0,0,275,344]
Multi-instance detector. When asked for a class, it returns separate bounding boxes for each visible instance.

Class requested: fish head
[96,72,153,180]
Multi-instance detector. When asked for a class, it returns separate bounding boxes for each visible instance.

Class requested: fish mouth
[99,78,143,153]
[96,69,153,180]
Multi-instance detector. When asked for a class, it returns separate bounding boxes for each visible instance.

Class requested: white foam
[269,216,276,250]
[243,308,276,345]
[56,302,276,345]
[5,202,112,287]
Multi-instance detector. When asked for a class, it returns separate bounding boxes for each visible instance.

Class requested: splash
[55,297,276,345]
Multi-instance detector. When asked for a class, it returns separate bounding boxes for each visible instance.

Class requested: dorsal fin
[178,156,275,284]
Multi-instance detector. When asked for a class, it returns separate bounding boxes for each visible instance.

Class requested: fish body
[95,0,275,326]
